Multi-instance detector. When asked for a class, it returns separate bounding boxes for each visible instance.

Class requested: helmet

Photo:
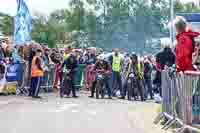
[130,52,137,60]
[97,54,104,60]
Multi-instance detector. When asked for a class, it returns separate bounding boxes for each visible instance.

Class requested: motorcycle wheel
[96,79,103,99]
[127,78,132,100]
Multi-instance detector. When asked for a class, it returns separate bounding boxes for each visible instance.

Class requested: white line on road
[85,110,97,115]
[48,103,79,113]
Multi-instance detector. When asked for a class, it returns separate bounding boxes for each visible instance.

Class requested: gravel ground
[0,92,170,133]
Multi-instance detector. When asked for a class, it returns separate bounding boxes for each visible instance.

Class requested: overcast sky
[0,0,197,16]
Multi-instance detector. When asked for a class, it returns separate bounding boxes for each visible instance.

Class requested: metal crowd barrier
[17,61,30,95]
[41,63,55,92]
[154,70,200,133]
[17,62,56,95]
[0,63,18,94]
[0,63,8,93]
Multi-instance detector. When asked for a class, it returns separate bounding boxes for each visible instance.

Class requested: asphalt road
[0,92,169,133]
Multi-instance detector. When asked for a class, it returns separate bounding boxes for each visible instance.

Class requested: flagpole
[170,0,174,43]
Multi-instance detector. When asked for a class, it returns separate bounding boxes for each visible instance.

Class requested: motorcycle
[95,70,111,99]
[96,73,104,99]
[60,69,72,98]
[126,72,138,100]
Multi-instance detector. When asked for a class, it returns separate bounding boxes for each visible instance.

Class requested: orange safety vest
[31,56,44,77]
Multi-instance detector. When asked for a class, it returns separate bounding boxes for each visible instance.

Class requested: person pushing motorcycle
[89,55,112,99]
[121,53,145,101]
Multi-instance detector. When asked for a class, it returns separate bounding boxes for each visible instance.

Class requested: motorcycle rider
[89,55,112,99]
[121,53,145,101]
[60,50,78,98]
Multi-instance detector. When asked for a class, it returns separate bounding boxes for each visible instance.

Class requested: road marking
[0,98,17,105]
[71,109,79,113]
[85,110,97,115]
[88,117,93,121]
[48,103,79,113]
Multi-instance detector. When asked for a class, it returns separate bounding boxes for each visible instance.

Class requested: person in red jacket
[175,16,200,72]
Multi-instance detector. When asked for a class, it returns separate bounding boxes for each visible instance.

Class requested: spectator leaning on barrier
[63,46,72,60]
[51,49,62,89]
[156,38,175,70]
[192,37,200,70]
[154,38,175,96]
[0,39,7,61]
[175,16,200,72]
[0,38,11,62]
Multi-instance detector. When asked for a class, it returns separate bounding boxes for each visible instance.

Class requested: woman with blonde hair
[153,38,175,96]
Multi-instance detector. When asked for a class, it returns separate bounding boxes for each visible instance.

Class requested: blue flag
[14,0,32,45]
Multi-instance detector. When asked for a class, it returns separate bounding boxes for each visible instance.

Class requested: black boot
[89,95,94,98]
[72,95,78,98]
[118,96,125,99]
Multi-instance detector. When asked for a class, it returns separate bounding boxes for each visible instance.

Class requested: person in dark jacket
[0,40,7,61]
[154,38,175,96]
[0,38,10,62]
[156,39,175,70]
[60,51,78,98]
[144,56,154,100]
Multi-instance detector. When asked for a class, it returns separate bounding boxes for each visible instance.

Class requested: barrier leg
[154,112,164,124]
[176,127,187,133]
[176,126,192,133]
[177,125,200,133]
[163,119,181,130]
[162,118,175,130]
[164,118,184,130]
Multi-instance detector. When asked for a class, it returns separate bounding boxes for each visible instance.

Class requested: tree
[92,0,169,52]
[0,13,13,36]
[175,0,200,13]
[32,14,57,48]
[4,0,200,50]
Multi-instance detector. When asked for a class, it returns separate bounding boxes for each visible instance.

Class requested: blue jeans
[144,78,154,99]
[112,71,122,96]
[103,75,112,97]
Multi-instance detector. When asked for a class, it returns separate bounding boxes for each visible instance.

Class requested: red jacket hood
[176,30,200,40]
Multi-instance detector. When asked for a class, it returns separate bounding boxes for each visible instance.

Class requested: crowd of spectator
[0,16,199,102]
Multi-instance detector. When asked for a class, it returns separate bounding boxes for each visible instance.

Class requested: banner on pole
[14,0,32,46]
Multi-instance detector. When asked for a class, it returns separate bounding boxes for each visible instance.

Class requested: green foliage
[1,0,200,50]
[32,15,55,48]
[0,13,13,36]
[93,0,170,52]
[175,0,200,13]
